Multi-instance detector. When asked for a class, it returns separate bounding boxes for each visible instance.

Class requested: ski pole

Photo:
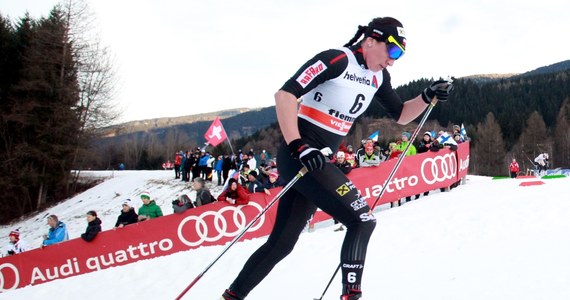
[313,263,341,300]
[368,98,438,212]
[175,166,309,300]
[313,93,447,300]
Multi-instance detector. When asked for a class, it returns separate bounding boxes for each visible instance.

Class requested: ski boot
[340,289,362,300]
[221,289,243,300]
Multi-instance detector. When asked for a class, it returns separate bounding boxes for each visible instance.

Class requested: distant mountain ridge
[105,60,570,137]
[102,108,253,137]
[518,60,570,77]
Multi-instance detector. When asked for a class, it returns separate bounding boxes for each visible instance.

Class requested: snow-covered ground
[1,171,569,300]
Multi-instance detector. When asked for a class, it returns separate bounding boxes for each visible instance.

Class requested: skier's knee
[347,213,376,235]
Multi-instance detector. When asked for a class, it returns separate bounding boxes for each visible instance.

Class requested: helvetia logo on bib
[343,72,378,88]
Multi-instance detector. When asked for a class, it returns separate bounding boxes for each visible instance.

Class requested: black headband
[364,24,407,49]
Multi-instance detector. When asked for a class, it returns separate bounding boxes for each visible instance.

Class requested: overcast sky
[1,0,568,123]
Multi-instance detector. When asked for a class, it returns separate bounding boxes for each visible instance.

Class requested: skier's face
[364,37,396,72]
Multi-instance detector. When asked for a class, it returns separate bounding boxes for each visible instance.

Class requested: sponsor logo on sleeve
[296,60,327,88]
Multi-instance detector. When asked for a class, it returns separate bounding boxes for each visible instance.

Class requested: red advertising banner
[0,143,469,292]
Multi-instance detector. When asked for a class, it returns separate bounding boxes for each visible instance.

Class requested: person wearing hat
[359,142,381,167]
[5,229,28,255]
[395,131,417,156]
[137,191,163,221]
[246,171,271,195]
[43,215,69,247]
[264,171,284,189]
[417,131,435,153]
[345,145,357,168]
[115,199,139,228]
[81,211,102,242]
[334,151,352,175]
[218,178,249,205]
[220,16,454,300]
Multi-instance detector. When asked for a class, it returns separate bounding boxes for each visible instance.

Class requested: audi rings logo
[421,153,457,184]
[177,202,265,247]
[0,263,19,291]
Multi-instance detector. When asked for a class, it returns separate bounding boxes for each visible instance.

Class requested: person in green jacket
[138,191,163,221]
[395,131,417,156]
[395,132,418,204]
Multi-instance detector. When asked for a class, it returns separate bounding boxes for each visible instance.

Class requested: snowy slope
[1,172,570,300]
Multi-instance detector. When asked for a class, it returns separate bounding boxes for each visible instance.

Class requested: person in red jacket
[218,178,250,205]
[509,158,520,178]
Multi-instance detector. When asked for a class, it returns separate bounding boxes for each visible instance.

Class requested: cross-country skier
[221,17,453,300]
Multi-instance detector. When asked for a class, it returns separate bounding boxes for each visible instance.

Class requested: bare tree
[57,0,119,189]
[473,112,506,176]
[553,98,570,167]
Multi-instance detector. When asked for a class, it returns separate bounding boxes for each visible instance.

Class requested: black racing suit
[228,45,404,298]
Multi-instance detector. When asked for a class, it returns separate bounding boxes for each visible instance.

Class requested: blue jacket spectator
[43,215,69,246]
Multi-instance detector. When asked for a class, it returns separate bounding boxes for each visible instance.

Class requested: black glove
[421,79,454,103]
[288,139,326,172]
[7,250,15,255]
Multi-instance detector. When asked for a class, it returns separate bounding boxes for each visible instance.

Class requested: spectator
[193,177,216,206]
[246,171,271,195]
[182,151,192,182]
[222,154,234,185]
[174,150,183,179]
[417,132,435,153]
[509,158,520,178]
[387,142,402,160]
[214,155,224,185]
[218,178,250,205]
[334,151,352,175]
[452,124,466,143]
[172,194,195,214]
[333,151,352,232]
[355,139,373,167]
[393,132,418,206]
[453,133,463,144]
[115,199,138,228]
[138,191,163,221]
[239,164,251,186]
[260,149,270,166]
[345,145,357,168]
[247,153,258,171]
[416,132,435,198]
[5,229,28,256]
[534,152,549,176]
[43,215,69,246]
[206,153,216,182]
[264,172,285,189]
[395,132,417,156]
[190,152,201,180]
[199,151,211,180]
[359,143,381,167]
[81,211,102,242]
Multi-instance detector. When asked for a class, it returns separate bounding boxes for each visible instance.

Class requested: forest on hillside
[0,4,117,223]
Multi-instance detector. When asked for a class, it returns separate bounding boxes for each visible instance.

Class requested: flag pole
[219,121,235,155]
